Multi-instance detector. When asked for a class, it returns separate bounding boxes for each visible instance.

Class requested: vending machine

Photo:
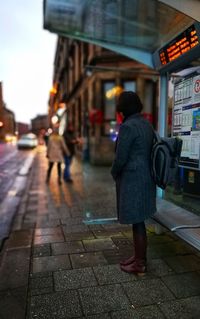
[172,66,200,198]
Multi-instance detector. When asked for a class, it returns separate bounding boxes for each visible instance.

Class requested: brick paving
[0,146,200,318]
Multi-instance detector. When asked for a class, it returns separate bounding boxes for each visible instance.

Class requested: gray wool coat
[111,113,156,224]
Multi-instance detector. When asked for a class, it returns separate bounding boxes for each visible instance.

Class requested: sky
[0,0,57,124]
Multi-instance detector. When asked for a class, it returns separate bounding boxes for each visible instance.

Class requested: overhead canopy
[159,0,200,23]
[43,0,200,72]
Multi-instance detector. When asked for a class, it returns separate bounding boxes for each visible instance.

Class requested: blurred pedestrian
[44,132,49,146]
[46,128,70,185]
[111,91,156,275]
[63,123,79,183]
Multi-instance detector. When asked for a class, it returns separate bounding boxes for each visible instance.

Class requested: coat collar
[123,113,141,122]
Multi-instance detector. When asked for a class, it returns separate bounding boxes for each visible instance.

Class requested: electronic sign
[153,23,200,73]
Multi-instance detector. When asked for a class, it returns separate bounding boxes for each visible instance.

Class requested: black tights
[47,162,61,179]
[132,222,146,237]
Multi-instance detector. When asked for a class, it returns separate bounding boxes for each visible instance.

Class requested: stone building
[17,122,30,136]
[0,82,16,141]
[49,37,159,164]
[3,107,16,136]
[31,114,49,136]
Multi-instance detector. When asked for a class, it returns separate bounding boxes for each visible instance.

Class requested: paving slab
[28,290,82,319]
[147,241,192,259]
[60,217,83,225]
[30,271,53,279]
[21,222,35,230]
[102,224,130,231]
[83,238,117,251]
[111,305,165,319]
[32,244,51,257]
[34,227,62,236]
[54,267,98,290]
[34,233,64,245]
[32,255,71,273]
[84,314,111,319]
[51,241,85,255]
[70,252,108,268]
[29,275,54,296]
[30,275,53,290]
[163,254,200,273]
[158,296,200,319]
[0,248,30,290]
[103,248,133,264]
[79,284,130,316]
[5,229,33,250]
[147,232,175,245]
[0,287,27,319]
[64,231,95,241]
[36,220,61,228]
[122,278,175,307]
[111,237,132,248]
[30,286,54,297]
[62,224,90,233]
[92,229,124,238]
[93,264,137,285]
[146,258,174,277]
[161,272,200,298]
[88,224,105,231]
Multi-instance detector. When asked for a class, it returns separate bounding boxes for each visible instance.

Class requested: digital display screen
[159,24,199,66]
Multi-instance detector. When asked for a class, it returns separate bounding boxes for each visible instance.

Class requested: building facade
[0,82,5,141]
[0,82,16,141]
[3,107,16,136]
[49,37,159,164]
[31,114,49,136]
[17,122,30,136]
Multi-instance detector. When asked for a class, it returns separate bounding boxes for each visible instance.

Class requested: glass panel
[44,0,194,53]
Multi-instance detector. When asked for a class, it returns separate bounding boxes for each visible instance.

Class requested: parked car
[17,133,38,149]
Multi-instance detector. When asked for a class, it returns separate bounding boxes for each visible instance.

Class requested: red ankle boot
[120,233,147,275]
[120,260,146,275]
[120,255,135,266]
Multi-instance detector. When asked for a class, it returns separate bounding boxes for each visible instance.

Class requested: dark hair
[116,91,143,117]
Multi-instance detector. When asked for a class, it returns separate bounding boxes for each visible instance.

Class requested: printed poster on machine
[173,72,200,167]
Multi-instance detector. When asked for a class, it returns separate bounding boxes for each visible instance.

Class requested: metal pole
[154,73,169,235]
[158,73,168,200]
[158,74,168,137]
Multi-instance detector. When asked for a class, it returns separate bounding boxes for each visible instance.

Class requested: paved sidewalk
[0,146,200,319]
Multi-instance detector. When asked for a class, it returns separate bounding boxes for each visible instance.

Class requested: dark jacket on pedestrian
[63,128,76,156]
[111,94,156,224]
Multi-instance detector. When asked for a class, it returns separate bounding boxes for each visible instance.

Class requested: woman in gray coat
[111,91,156,275]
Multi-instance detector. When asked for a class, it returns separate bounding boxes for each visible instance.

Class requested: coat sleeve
[111,124,138,180]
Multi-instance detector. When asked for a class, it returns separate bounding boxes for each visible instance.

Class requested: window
[123,80,136,92]
[103,81,120,139]
[103,81,116,120]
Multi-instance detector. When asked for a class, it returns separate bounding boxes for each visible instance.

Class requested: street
[0,143,36,247]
